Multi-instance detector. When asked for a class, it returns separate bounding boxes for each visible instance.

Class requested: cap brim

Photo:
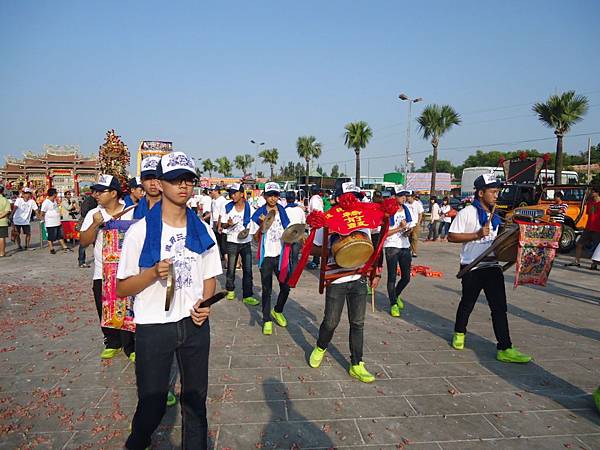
[476,182,503,190]
[140,170,157,179]
[159,168,197,181]
[264,190,280,196]
[91,184,110,192]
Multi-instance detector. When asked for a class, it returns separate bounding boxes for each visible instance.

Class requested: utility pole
[398,94,423,187]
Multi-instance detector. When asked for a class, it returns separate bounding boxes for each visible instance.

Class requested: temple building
[0,145,99,194]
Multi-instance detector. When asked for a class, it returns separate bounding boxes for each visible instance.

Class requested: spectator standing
[547,191,568,223]
[40,188,70,254]
[307,187,324,269]
[439,197,452,240]
[11,188,38,250]
[567,187,600,268]
[0,186,11,257]
[427,196,440,241]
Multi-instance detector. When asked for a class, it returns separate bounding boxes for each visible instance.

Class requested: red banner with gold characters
[324,203,384,235]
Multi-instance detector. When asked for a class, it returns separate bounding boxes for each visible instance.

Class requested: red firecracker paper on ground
[514,222,561,287]
[101,220,136,332]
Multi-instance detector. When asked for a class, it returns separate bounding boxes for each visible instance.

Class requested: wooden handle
[486,204,496,226]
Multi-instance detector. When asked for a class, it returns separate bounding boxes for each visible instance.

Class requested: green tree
[202,158,216,178]
[215,157,232,177]
[418,155,455,175]
[316,165,327,177]
[417,104,461,194]
[343,121,373,186]
[234,154,254,175]
[533,90,589,183]
[330,164,340,178]
[258,148,279,180]
[296,135,322,190]
[256,170,265,178]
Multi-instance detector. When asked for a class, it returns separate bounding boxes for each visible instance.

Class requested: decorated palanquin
[101,220,136,332]
[514,221,561,287]
[288,193,398,293]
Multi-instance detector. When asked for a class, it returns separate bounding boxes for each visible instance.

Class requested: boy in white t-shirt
[250,182,292,335]
[40,188,70,254]
[116,152,221,450]
[11,188,38,250]
[448,174,531,364]
[220,183,259,305]
[284,191,306,276]
[406,192,424,257]
[308,182,381,384]
[383,188,416,318]
[79,175,135,360]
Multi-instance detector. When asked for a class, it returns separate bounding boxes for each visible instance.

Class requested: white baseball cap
[156,152,196,181]
[264,182,281,195]
[140,156,161,178]
[92,174,122,192]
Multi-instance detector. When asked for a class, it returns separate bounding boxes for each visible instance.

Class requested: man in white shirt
[221,183,259,305]
[427,196,441,241]
[406,192,424,257]
[308,182,380,384]
[448,174,531,364]
[199,189,212,224]
[250,182,292,335]
[40,188,70,254]
[79,175,135,360]
[383,188,416,318]
[307,187,324,269]
[210,186,228,261]
[11,187,38,250]
[284,191,306,276]
[116,152,221,449]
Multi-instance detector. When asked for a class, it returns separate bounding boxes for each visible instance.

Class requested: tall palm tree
[533,91,589,183]
[215,156,232,177]
[417,104,461,194]
[296,135,322,192]
[202,158,216,178]
[343,121,373,186]
[234,154,254,176]
[258,148,279,180]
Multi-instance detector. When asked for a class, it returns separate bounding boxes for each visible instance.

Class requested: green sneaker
[129,352,136,363]
[166,391,177,407]
[452,332,465,350]
[309,347,326,368]
[226,291,236,301]
[496,347,532,364]
[348,361,376,383]
[390,304,400,317]
[263,321,273,335]
[243,296,260,306]
[100,348,121,359]
[593,386,600,414]
[396,295,405,310]
[271,309,287,327]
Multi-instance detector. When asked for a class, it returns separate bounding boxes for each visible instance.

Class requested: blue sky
[1,0,599,177]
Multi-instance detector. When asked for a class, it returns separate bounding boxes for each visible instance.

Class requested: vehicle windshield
[541,188,587,202]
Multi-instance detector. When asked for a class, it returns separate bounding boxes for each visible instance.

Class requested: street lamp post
[250,139,265,179]
[398,93,422,187]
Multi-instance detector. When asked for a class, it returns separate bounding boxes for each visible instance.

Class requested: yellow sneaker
[100,348,121,359]
[263,321,273,335]
[271,309,287,327]
[390,304,400,317]
[452,332,465,350]
[226,291,236,301]
[129,352,136,363]
[309,347,326,368]
[348,362,375,383]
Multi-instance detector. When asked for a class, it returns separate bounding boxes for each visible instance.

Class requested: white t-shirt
[308,195,324,213]
[285,206,306,226]
[440,204,452,223]
[221,202,254,244]
[117,219,222,324]
[314,228,370,284]
[41,198,62,227]
[250,210,285,257]
[430,203,441,221]
[13,198,38,225]
[384,207,415,249]
[256,196,266,209]
[210,195,227,227]
[187,196,198,208]
[81,205,134,280]
[448,205,499,266]
[406,200,424,223]
[200,195,212,215]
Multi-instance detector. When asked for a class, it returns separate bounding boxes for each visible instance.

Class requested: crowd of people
[1,155,599,448]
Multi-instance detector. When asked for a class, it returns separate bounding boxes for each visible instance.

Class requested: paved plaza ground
[1,229,599,449]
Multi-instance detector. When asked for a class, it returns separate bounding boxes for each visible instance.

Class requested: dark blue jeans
[126,317,210,450]
[225,241,253,298]
[78,244,86,265]
[385,247,412,306]
[260,256,290,322]
[316,277,367,365]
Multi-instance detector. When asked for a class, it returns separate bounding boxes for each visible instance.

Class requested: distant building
[0,145,99,194]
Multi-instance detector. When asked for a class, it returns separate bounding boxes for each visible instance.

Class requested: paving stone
[440,436,593,449]
[339,377,453,397]
[382,361,492,378]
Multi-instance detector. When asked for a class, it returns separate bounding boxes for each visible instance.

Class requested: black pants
[213,225,226,260]
[427,220,439,240]
[78,245,86,265]
[225,241,253,298]
[288,242,301,277]
[385,247,412,306]
[126,318,210,450]
[92,279,134,355]
[454,265,512,350]
[316,277,367,365]
[260,256,290,322]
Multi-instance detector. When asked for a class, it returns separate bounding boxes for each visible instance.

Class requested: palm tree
[417,104,461,195]
[234,154,254,176]
[258,148,279,180]
[533,91,589,183]
[215,157,232,177]
[296,135,322,192]
[343,121,373,186]
[202,158,216,178]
